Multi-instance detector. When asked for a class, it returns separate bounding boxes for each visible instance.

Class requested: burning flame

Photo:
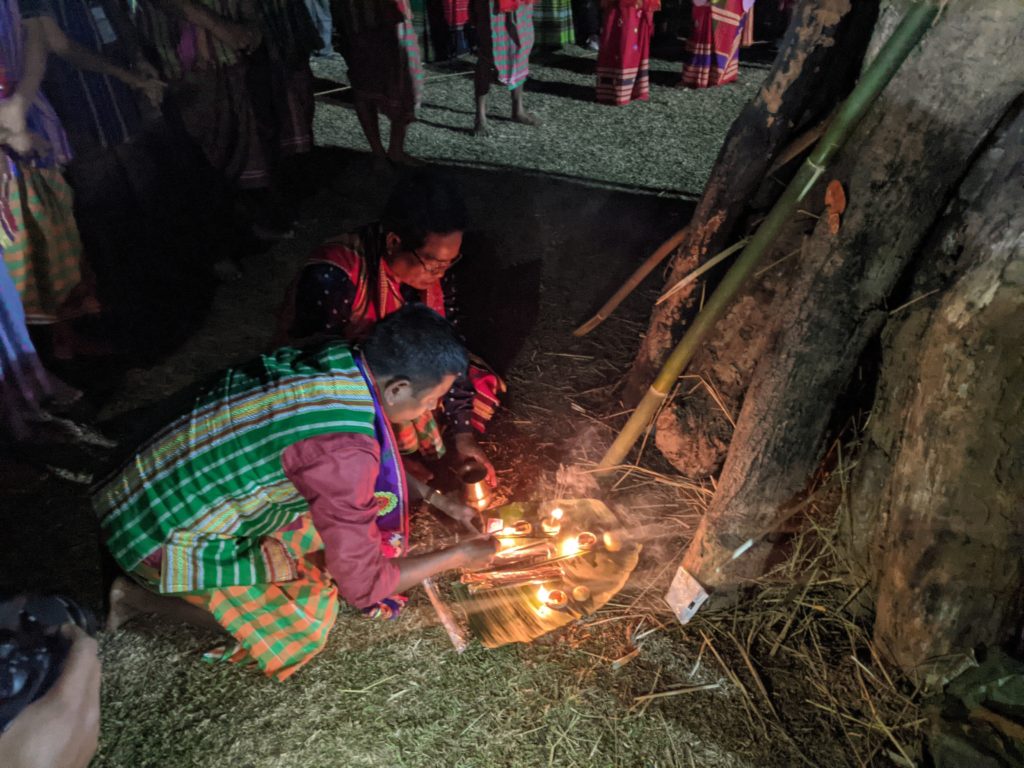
[550,507,564,520]
[535,587,553,618]
[560,538,581,558]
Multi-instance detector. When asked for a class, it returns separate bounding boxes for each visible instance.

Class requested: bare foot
[106,576,143,631]
[512,111,541,127]
[473,119,490,137]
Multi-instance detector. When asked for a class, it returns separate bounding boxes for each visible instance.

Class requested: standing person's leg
[305,0,336,55]
[385,4,424,163]
[354,97,387,156]
[510,84,540,125]
[474,58,493,134]
[471,0,494,134]
[387,119,420,164]
[572,0,599,46]
[508,3,540,126]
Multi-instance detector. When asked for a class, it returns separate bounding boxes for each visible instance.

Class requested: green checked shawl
[95,344,377,594]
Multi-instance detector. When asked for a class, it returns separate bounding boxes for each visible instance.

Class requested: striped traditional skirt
[475,0,535,89]
[681,0,748,89]
[443,0,470,27]
[533,0,573,49]
[248,58,316,158]
[596,4,655,105]
[130,513,340,681]
[171,63,272,189]
[2,163,85,324]
[336,0,424,122]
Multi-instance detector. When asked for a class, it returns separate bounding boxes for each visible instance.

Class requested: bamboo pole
[573,227,689,336]
[597,1,940,472]
[655,237,750,305]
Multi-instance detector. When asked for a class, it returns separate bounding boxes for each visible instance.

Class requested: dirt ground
[0,50,916,768]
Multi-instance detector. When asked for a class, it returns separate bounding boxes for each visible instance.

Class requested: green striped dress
[94,343,382,679]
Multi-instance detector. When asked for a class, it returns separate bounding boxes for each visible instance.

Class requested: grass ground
[2,48,920,768]
[310,46,766,198]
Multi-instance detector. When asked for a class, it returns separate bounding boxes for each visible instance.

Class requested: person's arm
[441,374,497,486]
[291,262,357,340]
[0,628,100,768]
[37,16,166,105]
[392,538,496,593]
[283,434,495,609]
[0,17,48,139]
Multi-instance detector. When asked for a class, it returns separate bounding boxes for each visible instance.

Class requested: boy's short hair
[362,304,468,392]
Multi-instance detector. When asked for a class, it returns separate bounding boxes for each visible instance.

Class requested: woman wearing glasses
[284,172,501,486]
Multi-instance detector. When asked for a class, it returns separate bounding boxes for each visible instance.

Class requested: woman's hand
[126,73,167,107]
[458,536,499,570]
[0,95,28,139]
[453,433,497,487]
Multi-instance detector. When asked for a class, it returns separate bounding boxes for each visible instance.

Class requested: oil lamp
[536,586,568,611]
[540,507,564,536]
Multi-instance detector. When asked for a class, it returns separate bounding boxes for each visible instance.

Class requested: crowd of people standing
[0,0,774,453]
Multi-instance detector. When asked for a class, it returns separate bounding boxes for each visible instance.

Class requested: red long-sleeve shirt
[282,432,401,609]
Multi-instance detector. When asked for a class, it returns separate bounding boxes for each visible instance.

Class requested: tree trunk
[623,0,876,405]
[680,1,1024,589]
[866,105,1024,675]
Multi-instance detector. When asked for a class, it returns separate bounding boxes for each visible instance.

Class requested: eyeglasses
[411,248,462,276]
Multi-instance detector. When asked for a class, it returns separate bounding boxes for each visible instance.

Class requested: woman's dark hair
[381,172,468,251]
[363,304,468,392]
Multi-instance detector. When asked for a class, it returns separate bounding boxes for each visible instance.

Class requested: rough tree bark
[623,0,877,405]
[856,106,1024,674]
[679,1,1024,589]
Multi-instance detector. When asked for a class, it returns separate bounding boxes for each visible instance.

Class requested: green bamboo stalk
[598,1,940,472]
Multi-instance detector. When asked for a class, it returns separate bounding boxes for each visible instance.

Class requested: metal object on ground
[664,565,709,625]
[456,461,491,511]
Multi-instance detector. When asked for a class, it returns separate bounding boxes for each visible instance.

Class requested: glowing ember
[576,531,597,549]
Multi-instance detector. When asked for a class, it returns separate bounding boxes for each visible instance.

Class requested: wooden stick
[573,226,690,336]
[422,577,468,653]
[632,682,721,703]
[655,238,750,306]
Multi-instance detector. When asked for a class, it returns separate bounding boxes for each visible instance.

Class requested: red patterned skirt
[596,4,656,105]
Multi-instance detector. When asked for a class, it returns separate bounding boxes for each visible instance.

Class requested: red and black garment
[288,223,504,450]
